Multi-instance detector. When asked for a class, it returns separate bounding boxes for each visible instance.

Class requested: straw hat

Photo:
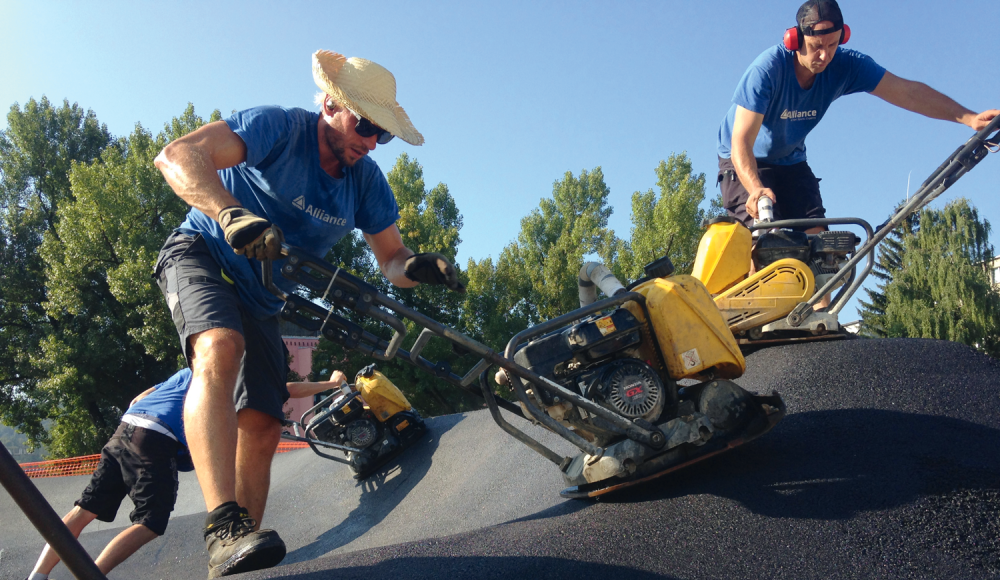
[312,50,424,146]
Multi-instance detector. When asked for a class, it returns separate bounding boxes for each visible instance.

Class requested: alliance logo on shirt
[291,195,347,226]
[779,109,818,121]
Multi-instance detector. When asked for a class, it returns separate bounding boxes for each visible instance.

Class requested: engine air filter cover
[812,230,860,253]
[599,360,665,422]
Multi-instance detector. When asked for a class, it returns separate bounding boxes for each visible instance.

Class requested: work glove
[218,206,285,261]
[403,252,466,293]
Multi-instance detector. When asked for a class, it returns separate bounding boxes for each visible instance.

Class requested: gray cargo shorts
[154,231,289,420]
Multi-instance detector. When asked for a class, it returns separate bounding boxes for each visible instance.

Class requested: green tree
[311,154,480,416]
[860,199,1000,357]
[858,206,917,338]
[1,101,219,457]
[460,255,534,357]
[501,167,617,321]
[610,152,715,280]
[0,97,111,449]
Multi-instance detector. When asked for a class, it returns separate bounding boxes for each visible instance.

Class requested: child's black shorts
[75,422,181,536]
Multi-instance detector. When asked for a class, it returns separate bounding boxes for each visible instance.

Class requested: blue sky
[2,0,998,320]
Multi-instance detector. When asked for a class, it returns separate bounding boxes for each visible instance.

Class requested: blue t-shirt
[177,106,400,319]
[717,45,886,165]
[125,369,192,469]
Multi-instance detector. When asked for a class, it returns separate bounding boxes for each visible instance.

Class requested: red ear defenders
[783,23,850,51]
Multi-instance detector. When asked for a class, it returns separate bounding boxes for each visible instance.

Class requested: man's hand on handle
[219,206,285,261]
[745,187,777,220]
[967,110,1000,132]
[403,252,466,293]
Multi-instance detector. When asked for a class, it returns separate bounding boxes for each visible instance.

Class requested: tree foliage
[503,167,617,321]
[609,152,718,280]
[860,199,1000,357]
[0,97,111,451]
[858,206,916,338]
[1,100,219,456]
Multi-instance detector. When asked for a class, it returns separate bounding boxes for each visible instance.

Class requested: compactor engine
[498,261,781,494]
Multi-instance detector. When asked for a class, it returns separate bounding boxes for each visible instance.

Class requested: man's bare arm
[363,225,417,288]
[153,121,249,223]
[731,105,775,219]
[871,72,999,131]
[286,370,348,399]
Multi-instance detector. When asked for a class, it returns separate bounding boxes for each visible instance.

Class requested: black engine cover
[513,309,642,381]
[811,230,860,254]
[752,230,811,269]
[330,391,365,423]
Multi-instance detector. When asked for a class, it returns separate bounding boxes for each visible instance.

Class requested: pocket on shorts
[157,264,185,333]
[720,175,748,213]
[153,232,200,279]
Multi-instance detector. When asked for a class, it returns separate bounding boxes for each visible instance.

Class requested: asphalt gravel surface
[3,337,998,579]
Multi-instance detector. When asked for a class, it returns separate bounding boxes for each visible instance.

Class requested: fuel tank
[355,366,412,422]
[691,217,752,294]
[625,275,745,380]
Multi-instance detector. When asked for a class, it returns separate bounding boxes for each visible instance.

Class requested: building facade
[281,319,323,428]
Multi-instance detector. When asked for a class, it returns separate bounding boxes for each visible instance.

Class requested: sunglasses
[350,110,394,145]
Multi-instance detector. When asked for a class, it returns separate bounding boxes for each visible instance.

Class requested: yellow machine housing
[712,258,815,332]
[690,220,752,294]
[624,275,745,380]
[355,370,412,422]
[691,219,820,334]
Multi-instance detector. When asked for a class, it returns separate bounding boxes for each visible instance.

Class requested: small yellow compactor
[689,118,1000,346]
[284,364,426,480]
[690,217,854,345]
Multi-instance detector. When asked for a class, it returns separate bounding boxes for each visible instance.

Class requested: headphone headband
[783,23,851,51]
[801,22,841,36]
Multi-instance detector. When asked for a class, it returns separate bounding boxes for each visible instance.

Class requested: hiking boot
[203,504,285,578]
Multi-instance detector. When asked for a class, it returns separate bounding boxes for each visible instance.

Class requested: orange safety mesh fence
[20,454,101,479]
[276,441,309,452]
[20,442,310,479]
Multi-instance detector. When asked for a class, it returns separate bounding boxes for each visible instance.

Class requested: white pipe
[578,262,626,307]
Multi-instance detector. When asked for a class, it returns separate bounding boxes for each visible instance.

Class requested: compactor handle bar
[263,248,406,361]
[263,245,667,462]
[784,115,1000,326]
[755,116,1000,328]
[754,196,775,224]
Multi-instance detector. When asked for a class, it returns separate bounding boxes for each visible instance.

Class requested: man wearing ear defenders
[717,0,999,229]
[152,50,464,577]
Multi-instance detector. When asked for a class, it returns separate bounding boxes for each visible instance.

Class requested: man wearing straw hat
[153,50,461,577]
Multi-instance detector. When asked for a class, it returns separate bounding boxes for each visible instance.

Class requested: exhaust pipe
[578,262,626,307]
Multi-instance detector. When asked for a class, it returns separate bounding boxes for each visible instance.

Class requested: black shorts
[718,156,826,228]
[154,232,289,420]
[75,423,180,535]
